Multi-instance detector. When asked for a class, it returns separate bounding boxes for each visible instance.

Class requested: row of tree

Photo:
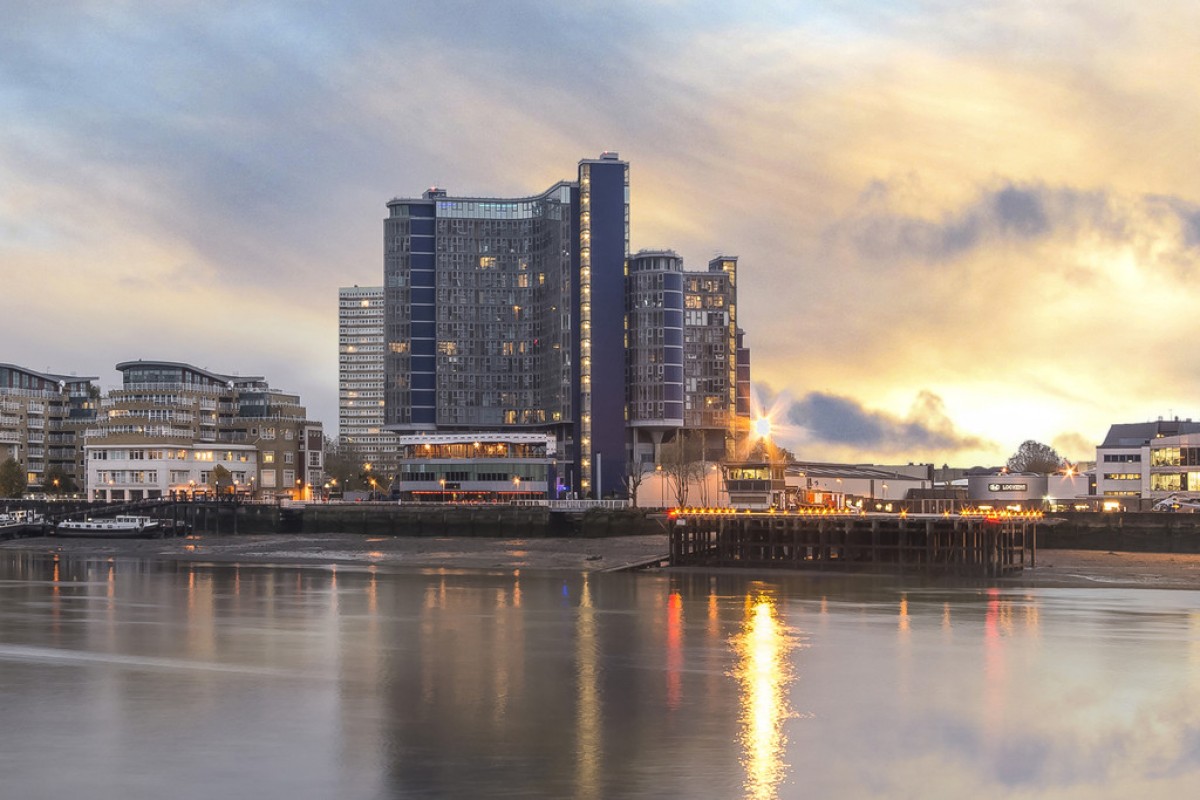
[0,458,80,498]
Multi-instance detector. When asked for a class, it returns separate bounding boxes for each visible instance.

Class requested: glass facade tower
[382,154,748,498]
[384,153,629,497]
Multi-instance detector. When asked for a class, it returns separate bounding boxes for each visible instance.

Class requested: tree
[622,459,648,508]
[659,432,708,507]
[210,464,232,495]
[747,438,796,464]
[323,437,372,492]
[42,466,78,495]
[1006,440,1064,474]
[0,457,27,498]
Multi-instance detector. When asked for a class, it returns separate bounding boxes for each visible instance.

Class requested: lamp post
[656,464,663,508]
[513,475,521,500]
[439,477,446,503]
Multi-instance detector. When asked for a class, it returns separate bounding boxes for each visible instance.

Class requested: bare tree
[660,432,707,507]
[1006,440,1064,474]
[622,459,648,508]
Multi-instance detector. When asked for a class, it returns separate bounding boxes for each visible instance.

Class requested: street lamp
[656,464,664,508]
[439,477,446,502]
[513,475,521,499]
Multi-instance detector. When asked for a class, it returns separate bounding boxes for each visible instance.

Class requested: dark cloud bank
[832,180,1200,265]
[764,385,993,457]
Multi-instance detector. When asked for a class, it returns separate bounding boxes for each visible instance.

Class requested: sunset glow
[4,2,1198,465]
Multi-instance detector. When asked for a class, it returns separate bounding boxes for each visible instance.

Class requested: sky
[3,1,1199,468]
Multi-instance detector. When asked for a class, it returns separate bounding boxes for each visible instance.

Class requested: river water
[1,551,1198,799]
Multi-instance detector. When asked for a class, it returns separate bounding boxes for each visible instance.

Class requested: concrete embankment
[137,502,664,538]
[1040,512,1200,553]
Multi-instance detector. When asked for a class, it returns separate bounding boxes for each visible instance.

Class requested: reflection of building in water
[733,593,797,800]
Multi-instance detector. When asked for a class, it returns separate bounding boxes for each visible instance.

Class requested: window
[1151,473,1183,491]
[1152,448,1181,467]
[263,451,275,464]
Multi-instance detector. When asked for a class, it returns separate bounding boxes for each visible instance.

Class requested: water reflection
[733,592,798,800]
[3,552,1200,798]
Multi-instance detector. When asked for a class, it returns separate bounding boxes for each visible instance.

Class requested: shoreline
[4,533,1200,589]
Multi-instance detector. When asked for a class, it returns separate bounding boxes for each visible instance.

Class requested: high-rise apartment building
[382,154,750,498]
[626,253,751,466]
[0,363,97,492]
[338,286,397,474]
[85,360,323,501]
[385,153,629,496]
[626,251,686,464]
[684,256,746,460]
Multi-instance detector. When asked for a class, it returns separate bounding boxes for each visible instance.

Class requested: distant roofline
[115,360,264,386]
[0,363,97,384]
[578,150,626,166]
[784,461,930,480]
[387,179,576,208]
[1099,418,1200,448]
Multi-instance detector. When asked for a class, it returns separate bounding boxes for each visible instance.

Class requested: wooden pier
[669,511,1037,577]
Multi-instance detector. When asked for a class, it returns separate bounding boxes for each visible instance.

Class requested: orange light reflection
[733,594,798,800]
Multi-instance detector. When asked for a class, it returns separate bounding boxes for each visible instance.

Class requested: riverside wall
[90,502,665,538]
[1039,512,1200,553]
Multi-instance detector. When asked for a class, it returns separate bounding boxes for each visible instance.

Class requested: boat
[0,509,50,538]
[55,515,162,538]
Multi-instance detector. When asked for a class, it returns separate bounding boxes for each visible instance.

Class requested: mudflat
[4,533,1200,588]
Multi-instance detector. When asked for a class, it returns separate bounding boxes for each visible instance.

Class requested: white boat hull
[56,516,162,539]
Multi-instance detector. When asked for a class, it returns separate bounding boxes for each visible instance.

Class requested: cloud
[4,0,1200,452]
[1051,432,1097,463]
[769,385,994,459]
[829,179,1200,271]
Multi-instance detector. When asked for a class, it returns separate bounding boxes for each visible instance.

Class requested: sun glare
[748,389,800,449]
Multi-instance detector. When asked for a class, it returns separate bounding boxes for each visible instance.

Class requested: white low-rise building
[86,443,259,502]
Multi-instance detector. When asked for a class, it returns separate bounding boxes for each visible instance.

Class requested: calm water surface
[1,551,1199,799]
